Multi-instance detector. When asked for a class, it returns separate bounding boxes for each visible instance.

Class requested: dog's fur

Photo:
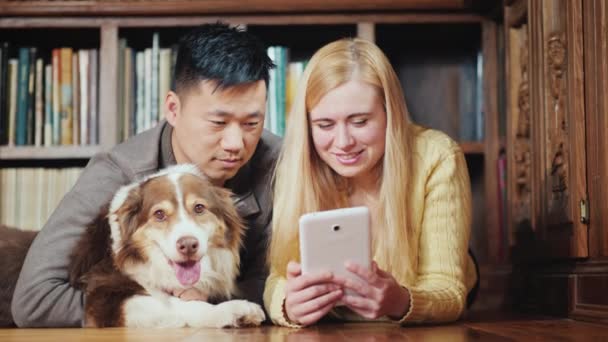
[0,164,265,328]
[0,226,37,327]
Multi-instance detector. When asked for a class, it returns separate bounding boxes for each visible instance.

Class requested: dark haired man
[11,23,279,327]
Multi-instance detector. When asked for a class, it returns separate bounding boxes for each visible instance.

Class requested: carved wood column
[505,0,533,260]
[529,0,587,258]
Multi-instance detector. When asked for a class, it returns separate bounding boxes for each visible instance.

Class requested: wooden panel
[506,0,528,27]
[583,0,608,257]
[482,19,501,264]
[0,0,471,16]
[0,13,484,29]
[357,22,375,43]
[577,275,608,307]
[529,0,587,259]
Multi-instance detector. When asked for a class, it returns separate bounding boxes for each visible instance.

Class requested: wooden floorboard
[1,315,607,341]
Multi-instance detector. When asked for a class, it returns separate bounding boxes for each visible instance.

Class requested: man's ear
[165,90,181,125]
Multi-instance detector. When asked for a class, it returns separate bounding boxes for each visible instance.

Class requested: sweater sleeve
[399,148,472,324]
[263,270,302,328]
[11,153,129,327]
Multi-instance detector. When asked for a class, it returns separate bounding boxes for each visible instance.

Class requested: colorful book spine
[44,64,52,146]
[15,47,30,145]
[60,47,73,145]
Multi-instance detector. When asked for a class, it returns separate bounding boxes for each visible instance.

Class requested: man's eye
[154,210,167,222]
[245,121,259,127]
[210,120,226,126]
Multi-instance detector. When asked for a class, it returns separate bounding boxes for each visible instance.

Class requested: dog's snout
[176,236,199,256]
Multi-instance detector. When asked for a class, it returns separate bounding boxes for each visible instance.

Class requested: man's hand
[171,288,209,301]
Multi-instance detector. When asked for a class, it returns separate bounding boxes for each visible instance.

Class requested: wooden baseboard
[510,259,608,323]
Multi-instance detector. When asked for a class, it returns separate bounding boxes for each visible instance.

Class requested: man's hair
[174,23,274,94]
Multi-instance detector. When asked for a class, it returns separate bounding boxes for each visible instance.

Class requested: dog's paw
[215,300,266,328]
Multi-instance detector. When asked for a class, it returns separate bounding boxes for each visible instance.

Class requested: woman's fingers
[287,271,334,292]
[341,294,380,319]
[289,289,343,326]
[338,276,373,298]
[287,283,342,311]
[296,296,342,327]
[345,260,380,285]
[286,261,302,279]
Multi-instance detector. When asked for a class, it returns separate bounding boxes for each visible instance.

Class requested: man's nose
[221,124,245,152]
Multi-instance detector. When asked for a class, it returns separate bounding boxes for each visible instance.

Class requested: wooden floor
[1,314,607,341]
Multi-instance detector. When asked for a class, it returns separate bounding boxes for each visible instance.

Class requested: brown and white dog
[0,164,265,328]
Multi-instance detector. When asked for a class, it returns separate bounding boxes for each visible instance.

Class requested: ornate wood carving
[513,30,531,224]
[546,32,570,227]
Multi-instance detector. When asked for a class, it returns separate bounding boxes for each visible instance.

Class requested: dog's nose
[176,236,199,256]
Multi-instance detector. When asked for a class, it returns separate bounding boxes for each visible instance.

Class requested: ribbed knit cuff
[268,279,302,328]
[396,287,429,324]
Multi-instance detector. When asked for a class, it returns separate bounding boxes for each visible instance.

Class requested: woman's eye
[194,204,206,214]
[353,119,368,126]
[154,210,167,222]
[317,123,334,129]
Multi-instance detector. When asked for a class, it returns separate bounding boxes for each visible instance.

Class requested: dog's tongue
[172,260,201,286]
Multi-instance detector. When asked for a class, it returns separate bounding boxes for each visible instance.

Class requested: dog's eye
[194,204,206,214]
[154,210,167,221]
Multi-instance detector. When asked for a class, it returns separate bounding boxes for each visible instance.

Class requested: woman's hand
[336,261,410,320]
[284,261,343,326]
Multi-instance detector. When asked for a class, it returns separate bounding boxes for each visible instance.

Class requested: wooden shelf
[460,141,485,154]
[0,145,102,160]
[0,0,472,17]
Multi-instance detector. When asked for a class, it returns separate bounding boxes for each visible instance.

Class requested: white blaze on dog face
[108,164,244,298]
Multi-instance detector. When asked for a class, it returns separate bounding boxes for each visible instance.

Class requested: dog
[0,164,265,328]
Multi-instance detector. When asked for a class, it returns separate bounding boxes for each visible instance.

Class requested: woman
[264,38,478,327]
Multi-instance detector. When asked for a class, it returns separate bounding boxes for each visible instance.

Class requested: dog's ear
[212,187,245,249]
[112,184,148,269]
[115,185,143,240]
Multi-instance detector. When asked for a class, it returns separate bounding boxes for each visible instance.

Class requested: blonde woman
[264,38,479,327]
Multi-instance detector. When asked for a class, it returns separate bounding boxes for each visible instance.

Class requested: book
[60,47,73,145]
[44,63,52,146]
[15,47,30,146]
[7,59,18,146]
[0,42,9,145]
[51,48,61,145]
[34,58,43,146]
[78,49,89,145]
[26,47,36,145]
[72,52,80,145]
[88,49,98,144]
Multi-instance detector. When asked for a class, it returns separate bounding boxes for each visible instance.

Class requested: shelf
[460,141,485,154]
[0,145,102,160]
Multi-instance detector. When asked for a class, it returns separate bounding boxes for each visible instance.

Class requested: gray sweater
[11,122,281,327]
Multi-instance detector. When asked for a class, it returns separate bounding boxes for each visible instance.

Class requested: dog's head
[107,164,244,299]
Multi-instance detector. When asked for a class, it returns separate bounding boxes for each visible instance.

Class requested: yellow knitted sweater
[264,128,478,326]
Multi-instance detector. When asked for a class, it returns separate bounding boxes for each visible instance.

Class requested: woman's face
[309,80,387,183]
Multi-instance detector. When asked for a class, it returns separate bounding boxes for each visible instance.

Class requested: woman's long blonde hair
[269,38,418,283]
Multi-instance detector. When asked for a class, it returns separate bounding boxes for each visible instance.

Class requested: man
[11,23,279,327]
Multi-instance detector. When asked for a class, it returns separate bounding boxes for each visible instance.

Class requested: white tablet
[299,207,371,287]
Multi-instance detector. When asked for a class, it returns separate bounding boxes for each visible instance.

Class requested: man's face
[165,80,266,185]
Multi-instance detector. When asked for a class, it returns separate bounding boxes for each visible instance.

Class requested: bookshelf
[0,1,503,265]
